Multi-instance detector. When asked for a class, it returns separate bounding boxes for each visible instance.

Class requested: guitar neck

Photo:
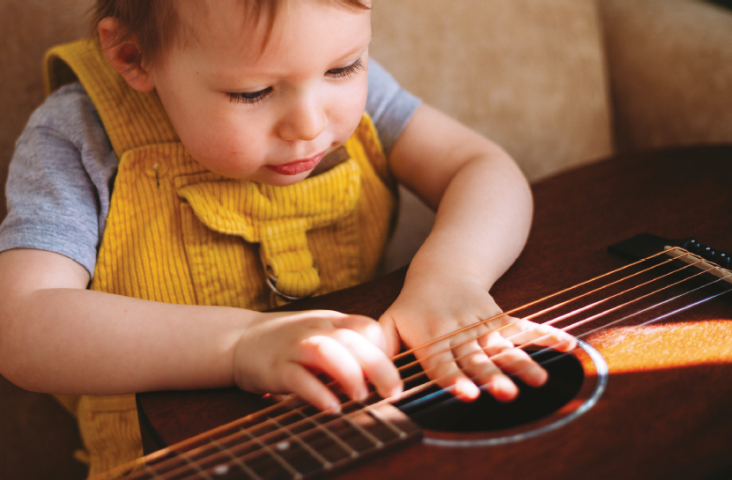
[124,397,421,479]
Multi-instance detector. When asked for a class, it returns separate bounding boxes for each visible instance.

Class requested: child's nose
[278,95,328,142]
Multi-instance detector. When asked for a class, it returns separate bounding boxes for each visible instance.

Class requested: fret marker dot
[213,464,229,475]
[276,441,290,451]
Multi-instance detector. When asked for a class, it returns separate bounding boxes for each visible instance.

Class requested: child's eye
[228,87,273,104]
[326,58,365,79]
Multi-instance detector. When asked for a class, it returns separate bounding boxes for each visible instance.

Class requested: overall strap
[45,38,178,156]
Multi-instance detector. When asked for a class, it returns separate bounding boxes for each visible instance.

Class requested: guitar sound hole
[393,350,584,433]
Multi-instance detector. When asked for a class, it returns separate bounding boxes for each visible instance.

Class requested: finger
[479,329,515,357]
[417,343,481,401]
[490,347,548,388]
[453,339,518,402]
[281,362,342,412]
[500,318,577,352]
[377,314,402,358]
[297,335,368,402]
[331,328,403,400]
[333,314,390,354]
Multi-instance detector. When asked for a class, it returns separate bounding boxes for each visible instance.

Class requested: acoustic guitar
[124,145,732,480]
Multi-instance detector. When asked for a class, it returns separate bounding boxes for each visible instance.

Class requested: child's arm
[0,248,401,411]
[381,104,576,401]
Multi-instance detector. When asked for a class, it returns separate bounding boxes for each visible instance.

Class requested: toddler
[0,0,575,477]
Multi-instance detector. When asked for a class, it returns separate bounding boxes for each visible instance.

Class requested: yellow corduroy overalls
[44,39,397,479]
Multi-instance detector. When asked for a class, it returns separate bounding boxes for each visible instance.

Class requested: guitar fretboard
[124,398,422,479]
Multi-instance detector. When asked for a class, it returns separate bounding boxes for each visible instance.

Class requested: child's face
[148,1,372,185]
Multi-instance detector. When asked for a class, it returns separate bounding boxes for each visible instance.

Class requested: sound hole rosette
[420,339,607,447]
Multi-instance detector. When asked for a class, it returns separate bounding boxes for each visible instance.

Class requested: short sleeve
[366,59,421,157]
[0,83,118,276]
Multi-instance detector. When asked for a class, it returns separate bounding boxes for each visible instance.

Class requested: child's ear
[97,17,155,92]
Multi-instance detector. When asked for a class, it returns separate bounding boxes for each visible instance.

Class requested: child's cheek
[332,81,369,143]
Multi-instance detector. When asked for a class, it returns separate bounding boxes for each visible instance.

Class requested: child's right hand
[232,310,403,412]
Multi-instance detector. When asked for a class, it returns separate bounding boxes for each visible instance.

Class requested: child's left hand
[379,271,577,402]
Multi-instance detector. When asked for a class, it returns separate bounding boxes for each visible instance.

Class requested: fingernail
[531,368,548,385]
[456,379,480,400]
[389,385,403,399]
[327,402,342,414]
[355,386,369,402]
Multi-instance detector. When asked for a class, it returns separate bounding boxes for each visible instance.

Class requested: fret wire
[339,412,384,449]
[354,401,407,439]
[178,453,215,480]
[241,427,304,480]
[141,451,215,480]
[267,417,333,469]
[293,409,360,458]
[144,464,165,479]
[138,407,311,480]
[209,438,263,480]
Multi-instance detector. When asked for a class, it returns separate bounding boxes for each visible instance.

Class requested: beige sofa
[0,1,731,478]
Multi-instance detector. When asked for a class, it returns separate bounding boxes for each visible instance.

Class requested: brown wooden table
[137,145,732,480]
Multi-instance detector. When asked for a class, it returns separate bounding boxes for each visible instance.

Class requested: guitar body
[138,146,732,480]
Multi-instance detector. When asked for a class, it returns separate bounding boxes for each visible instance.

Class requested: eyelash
[227,87,273,105]
[227,58,365,105]
[326,58,365,79]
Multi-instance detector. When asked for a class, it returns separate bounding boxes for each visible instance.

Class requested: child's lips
[266,152,326,176]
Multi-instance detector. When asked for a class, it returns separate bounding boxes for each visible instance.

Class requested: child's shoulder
[24,82,104,146]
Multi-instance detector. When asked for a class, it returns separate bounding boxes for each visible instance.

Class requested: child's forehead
[169,0,371,61]
[173,1,267,48]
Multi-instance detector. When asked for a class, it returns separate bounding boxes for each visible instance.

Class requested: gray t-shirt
[0,60,420,277]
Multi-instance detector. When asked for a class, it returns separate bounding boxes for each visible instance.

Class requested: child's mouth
[266,152,326,176]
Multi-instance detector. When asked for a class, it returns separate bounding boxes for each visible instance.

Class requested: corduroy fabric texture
[44,39,397,479]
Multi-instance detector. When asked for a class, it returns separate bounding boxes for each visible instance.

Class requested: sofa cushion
[601,0,732,151]
[371,0,615,182]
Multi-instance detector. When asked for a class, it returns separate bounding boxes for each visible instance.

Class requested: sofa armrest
[601,0,732,151]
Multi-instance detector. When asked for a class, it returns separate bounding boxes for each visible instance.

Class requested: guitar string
[128,249,726,479]
[322,253,711,412]
[398,266,732,413]
[120,250,683,478]
[389,248,681,363]
[124,251,716,476]
[383,253,707,384]
[405,265,732,415]
[135,251,723,479]
[140,246,685,464]
[402,283,732,418]
[124,250,685,477]
[140,263,731,480]
[340,259,727,413]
